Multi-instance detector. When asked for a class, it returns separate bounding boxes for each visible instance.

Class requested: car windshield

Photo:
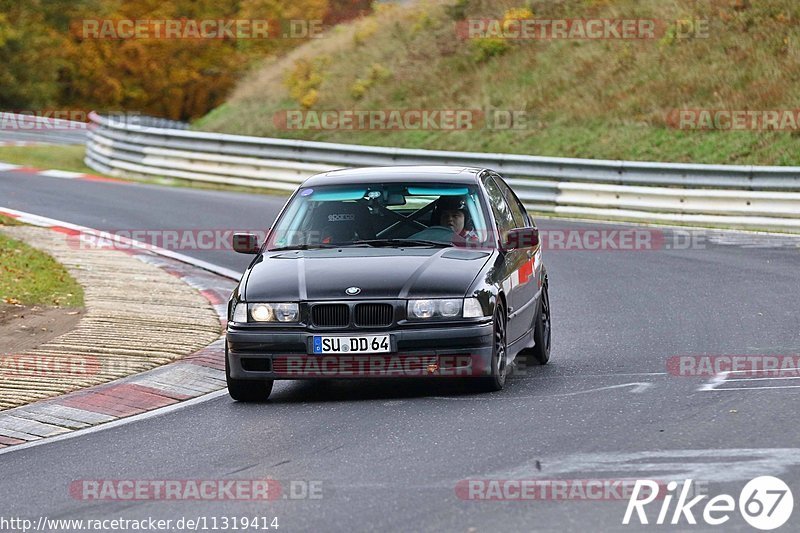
[267,182,492,250]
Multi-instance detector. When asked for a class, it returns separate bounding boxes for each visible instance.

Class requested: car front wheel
[477,303,508,392]
[225,343,274,402]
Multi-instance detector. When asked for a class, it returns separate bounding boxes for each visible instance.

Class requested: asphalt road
[1,169,800,532]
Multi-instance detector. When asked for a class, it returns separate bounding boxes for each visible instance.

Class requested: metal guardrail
[106,113,189,130]
[85,112,800,232]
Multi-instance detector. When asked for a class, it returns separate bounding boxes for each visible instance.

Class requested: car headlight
[410,299,436,319]
[231,303,300,323]
[407,298,465,320]
[439,299,461,317]
[273,302,300,322]
[250,303,274,322]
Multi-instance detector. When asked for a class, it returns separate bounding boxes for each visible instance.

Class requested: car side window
[482,175,516,240]
[492,174,530,228]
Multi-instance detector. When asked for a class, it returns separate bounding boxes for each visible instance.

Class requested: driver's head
[437,196,468,234]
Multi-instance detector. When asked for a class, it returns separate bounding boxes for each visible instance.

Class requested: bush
[285,57,329,108]
[470,38,510,62]
[350,63,392,100]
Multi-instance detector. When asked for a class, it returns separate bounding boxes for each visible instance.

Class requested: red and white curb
[0,207,239,451]
[0,161,123,183]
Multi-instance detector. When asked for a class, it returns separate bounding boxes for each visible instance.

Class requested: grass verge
[0,145,92,174]
[0,216,84,307]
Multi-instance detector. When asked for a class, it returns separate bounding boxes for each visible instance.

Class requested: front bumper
[226,322,494,380]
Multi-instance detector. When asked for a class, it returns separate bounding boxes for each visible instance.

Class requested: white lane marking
[554,382,652,396]
[727,367,800,375]
[0,390,229,456]
[431,382,652,401]
[0,163,22,172]
[706,385,800,391]
[700,369,800,391]
[0,206,240,280]
[38,169,85,179]
[726,376,800,382]
[517,372,667,379]
[698,371,729,391]
[484,448,800,483]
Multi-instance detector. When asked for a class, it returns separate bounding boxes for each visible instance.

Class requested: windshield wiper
[350,238,450,248]
[269,244,339,251]
[271,239,450,251]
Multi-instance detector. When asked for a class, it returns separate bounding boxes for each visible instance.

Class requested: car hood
[243,247,492,301]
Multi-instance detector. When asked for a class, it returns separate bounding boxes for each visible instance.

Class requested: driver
[435,196,473,239]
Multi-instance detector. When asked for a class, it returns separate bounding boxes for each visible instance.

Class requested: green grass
[0,215,22,227]
[197,0,800,166]
[0,220,84,307]
[0,145,93,174]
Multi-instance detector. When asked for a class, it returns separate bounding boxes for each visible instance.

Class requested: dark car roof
[301,166,487,187]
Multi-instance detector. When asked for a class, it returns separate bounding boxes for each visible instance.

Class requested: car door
[481,174,528,344]
[492,173,540,337]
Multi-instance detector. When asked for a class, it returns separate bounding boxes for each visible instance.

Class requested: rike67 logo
[623,477,794,530]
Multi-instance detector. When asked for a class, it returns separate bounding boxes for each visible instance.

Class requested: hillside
[196,0,800,165]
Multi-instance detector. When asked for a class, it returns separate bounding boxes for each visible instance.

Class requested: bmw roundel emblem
[345,286,361,296]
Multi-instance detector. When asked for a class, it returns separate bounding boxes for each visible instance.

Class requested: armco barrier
[85,112,800,232]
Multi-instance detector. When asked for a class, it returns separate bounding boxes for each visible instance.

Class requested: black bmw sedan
[225,166,551,401]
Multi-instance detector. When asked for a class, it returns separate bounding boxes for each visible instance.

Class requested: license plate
[312,335,391,354]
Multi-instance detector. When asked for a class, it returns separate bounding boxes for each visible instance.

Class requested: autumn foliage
[0,0,371,120]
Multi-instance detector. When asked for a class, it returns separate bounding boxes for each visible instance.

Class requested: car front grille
[309,302,396,328]
[311,304,350,327]
[354,303,394,327]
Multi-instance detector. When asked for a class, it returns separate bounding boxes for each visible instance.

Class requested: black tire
[477,303,508,392]
[526,281,551,365]
[225,343,274,402]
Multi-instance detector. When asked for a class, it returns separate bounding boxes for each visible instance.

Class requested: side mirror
[503,227,539,251]
[232,232,260,254]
